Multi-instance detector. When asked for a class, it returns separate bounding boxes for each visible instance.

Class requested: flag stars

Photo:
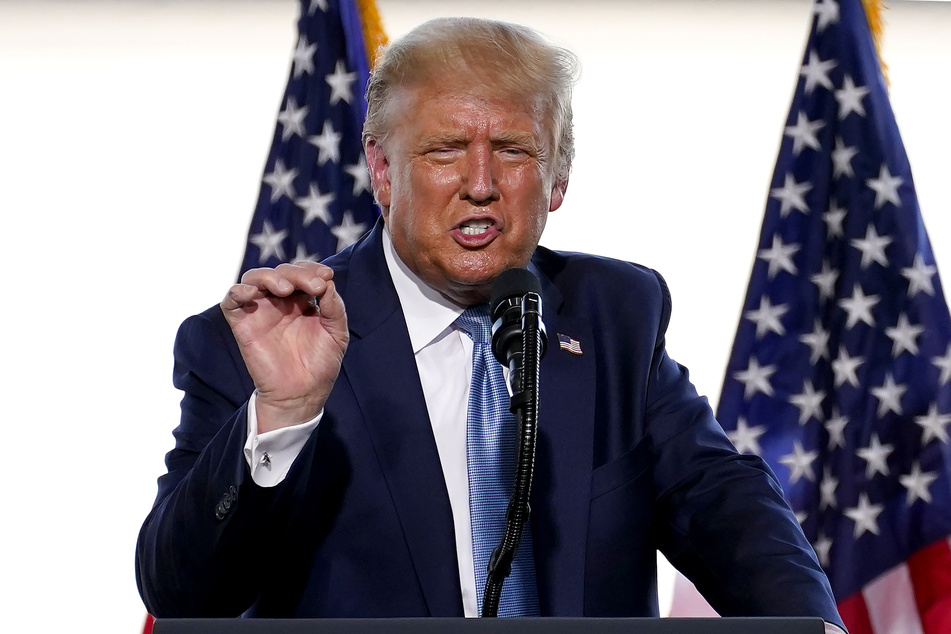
[744,296,789,338]
[901,254,937,297]
[325,60,357,105]
[825,407,849,449]
[263,159,298,202]
[758,235,800,279]
[819,468,839,510]
[250,220,288,263]
[814,533,833,568]
[916,403,951,445]
[344,155,371,196]
[799,319,830,364]
[900,462,939,505]
[823,202,847,238]
[295,183,335,227]
[784,111,825,155]
[813,0,840,32]
[834,75,869,119]
[293,243,319,263]
[309,120,342,165]
[831,137,858,179]
[831,347,863,388]
[780,441,819,483]
[770,173,812,217]
[789,379,825,425]
[856,433,894,478]
[728,418,767,455]
[331,210,368,252]
[850,225,892,269]
[734,357,777,399]
[800,50,837,94]
[308,0,329,14]
[870,372,907,417]
[844,492,884,538]
[838,284,878,329]
[885,313,924,357]
[276,97,309,141]
[866,164,903,209]
[811,260,839,302]
[291,35,317,78]
[934,344,951,386]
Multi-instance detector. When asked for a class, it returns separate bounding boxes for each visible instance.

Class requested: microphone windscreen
[489,268,541,316]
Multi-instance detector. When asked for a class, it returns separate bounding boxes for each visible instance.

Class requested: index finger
[239,262,333,297]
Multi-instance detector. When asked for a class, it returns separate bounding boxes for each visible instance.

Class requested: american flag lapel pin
[557,333,582,355]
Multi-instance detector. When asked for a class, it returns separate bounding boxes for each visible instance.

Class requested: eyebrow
[415,131,540,148]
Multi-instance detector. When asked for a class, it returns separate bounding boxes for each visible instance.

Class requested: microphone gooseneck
[481,268,547,618]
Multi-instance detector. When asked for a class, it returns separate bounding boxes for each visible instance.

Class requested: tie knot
[455,304,493,343]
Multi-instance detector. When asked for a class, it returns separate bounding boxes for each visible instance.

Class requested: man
[137,17,845,629]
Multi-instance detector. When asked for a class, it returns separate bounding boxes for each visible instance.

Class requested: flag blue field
[238,0,382,277]
[715,0,951,632]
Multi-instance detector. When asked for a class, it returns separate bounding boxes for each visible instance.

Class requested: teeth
[460,219,492,235]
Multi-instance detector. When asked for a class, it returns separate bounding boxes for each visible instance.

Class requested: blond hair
[363,17,580,182]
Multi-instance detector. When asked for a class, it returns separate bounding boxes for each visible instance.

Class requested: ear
[549,175,568,212]
[365,138,392,213]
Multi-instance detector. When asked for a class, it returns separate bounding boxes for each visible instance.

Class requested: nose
[461,144,499,204]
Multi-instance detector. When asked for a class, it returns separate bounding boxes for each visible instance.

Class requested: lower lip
[451,225,500,247]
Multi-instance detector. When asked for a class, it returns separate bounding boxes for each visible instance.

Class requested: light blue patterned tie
[456,305,540,617]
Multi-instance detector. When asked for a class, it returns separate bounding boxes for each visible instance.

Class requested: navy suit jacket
[137,221,842,627]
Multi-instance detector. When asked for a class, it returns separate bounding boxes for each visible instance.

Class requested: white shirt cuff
[243,390,322,487]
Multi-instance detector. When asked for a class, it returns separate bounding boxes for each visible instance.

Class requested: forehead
[388,80,551,143]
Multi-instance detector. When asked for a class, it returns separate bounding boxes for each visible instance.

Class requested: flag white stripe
[862,561,924,634]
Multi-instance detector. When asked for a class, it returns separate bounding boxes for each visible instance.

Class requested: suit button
[215,486,238,520]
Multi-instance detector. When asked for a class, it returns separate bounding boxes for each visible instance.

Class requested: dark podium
[154,617,825,633]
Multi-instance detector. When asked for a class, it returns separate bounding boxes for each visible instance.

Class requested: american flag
[557,333,583,356]
[716,0,951,632]
[238,0,385,277]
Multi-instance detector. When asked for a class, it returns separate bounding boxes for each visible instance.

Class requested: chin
[437,252,532,301]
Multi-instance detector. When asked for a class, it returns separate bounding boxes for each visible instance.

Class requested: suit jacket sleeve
[640,270,841,626]
[136,305,283,617]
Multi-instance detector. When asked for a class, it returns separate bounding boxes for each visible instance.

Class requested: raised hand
[220,261,349,432]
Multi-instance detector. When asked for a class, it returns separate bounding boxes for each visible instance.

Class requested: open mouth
[459,218,494,236]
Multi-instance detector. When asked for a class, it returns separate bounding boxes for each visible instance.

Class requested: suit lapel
[338,224,464,616]
[530,262,596,616]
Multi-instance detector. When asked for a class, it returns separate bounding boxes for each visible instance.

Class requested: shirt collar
[382,226,465,354]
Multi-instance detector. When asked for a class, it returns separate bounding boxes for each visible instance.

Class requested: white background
[0,0,948,631]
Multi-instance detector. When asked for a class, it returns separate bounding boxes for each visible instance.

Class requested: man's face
[366,79,567,306]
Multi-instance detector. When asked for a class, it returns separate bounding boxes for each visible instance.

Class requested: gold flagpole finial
[355,0,388,68]
[860,0,889,83]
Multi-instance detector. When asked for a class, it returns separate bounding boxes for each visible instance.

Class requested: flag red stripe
[143,614,154,634]
[908,537,951,634]
[838,592,874,634]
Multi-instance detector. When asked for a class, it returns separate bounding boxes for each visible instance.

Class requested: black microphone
[489,268,547,392]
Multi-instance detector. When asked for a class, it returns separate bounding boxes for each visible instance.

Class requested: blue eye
[429,147,460,159]
[499,147,530,160]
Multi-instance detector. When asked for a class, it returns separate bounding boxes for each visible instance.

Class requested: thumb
[318,281,349,342]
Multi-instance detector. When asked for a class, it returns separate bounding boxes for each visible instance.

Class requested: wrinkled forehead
[386,68,556,144]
